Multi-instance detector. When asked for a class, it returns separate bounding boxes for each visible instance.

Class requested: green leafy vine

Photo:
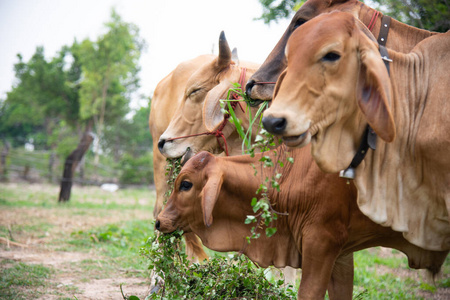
[220,83,294,242]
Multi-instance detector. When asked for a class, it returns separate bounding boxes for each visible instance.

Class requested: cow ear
[357,42,396,142]
[231,48,239,66]
[217,31,232,68]
[201,170,223,227]
[203,81,231,131]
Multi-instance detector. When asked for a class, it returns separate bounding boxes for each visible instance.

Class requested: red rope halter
[166,67,248,156]
[367,10,380,32]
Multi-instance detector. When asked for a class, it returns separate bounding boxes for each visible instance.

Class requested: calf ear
[357,41,396,142]
[203,81,232,131]
[201,170,224,227]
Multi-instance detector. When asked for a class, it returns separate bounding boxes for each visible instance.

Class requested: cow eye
[179,181,193,191]
[188,88,202,98]
[293,18,306,29]
[322,52,341,62]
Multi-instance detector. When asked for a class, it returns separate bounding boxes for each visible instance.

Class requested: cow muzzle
[262,115,312,148]
[155,216,178,234]
[245,79,275,103]
[262,115,287,135]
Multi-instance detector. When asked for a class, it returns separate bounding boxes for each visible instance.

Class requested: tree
[103,101,152,161]
[58,9,145,201]
[0,45,81,182]
[0,47,79,149]
[370,0,449,32]
[257,0,449,32]
[75,9,145,168]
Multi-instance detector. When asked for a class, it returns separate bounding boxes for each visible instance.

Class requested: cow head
[262,12,395,173]
[246,0,363,102]
[158,32,259,160]
[156,151,300,267]
[156,151,255,253]
[156,152,222,234]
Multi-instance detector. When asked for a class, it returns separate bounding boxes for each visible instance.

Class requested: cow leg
[327,253,354,300]
[298,232,345,300]
[184,232,208,263]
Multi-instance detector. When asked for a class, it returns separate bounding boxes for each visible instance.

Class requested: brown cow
[262,12,450,251]
[246,0,437,102]
[158,31,261,160]
[156,149,447,300]
[149,54,215,262]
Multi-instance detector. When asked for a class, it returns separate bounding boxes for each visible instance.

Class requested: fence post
[0,140,10,181]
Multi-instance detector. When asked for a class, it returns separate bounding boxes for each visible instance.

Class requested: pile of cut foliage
[140,229,296,300]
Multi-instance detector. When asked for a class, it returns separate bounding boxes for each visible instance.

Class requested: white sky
[0,0,291,108]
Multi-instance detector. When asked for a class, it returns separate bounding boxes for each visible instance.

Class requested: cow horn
[217,31,232,68]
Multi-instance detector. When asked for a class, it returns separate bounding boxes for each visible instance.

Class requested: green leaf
[266,227,277,237]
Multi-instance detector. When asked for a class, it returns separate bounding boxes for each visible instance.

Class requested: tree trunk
[93,76,109,173]
[58,126,94,202]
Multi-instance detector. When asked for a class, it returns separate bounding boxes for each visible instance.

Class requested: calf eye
[293,18,306,29]
[179,181,193,191]
[322,52,341,62]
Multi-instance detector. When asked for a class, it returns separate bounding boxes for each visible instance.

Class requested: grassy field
[0,182,448,299]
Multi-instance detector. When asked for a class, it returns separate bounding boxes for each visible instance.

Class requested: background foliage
[257,0,450,32]
[0,9,152,186]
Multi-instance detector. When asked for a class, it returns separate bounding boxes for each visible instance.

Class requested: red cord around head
[166,68,248,156]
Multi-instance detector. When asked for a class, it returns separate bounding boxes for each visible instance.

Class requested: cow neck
[165,68,248,156]
[339,15,392,181]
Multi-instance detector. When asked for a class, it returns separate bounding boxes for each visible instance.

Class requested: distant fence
[0,147,154,188]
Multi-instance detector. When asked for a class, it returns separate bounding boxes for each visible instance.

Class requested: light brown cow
[262,11,450,251]
[157,32,261,160]
[150,54,215,218]
[246,0,437,102]
[156,149,447,300]
[149,54,216,262]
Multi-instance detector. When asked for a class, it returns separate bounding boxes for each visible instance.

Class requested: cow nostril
[262,116,287,135]
[155,220,161,231]
[274,118,287,132]
[157,139,166,153]
[245,79,255,98]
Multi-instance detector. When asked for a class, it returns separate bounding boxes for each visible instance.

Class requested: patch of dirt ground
[0,183,154,299]
[1,237,150,300]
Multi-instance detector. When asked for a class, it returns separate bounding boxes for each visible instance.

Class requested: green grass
[66,219,154,272]
[0,183,153,210]
[0,259,54,300]
[352,249,450,299]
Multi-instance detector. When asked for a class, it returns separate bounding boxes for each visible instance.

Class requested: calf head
[263,12,395,173]
[156,151,300,267]
[158,32,257,160]
[156,151,224,235]
[246,0,361,101]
